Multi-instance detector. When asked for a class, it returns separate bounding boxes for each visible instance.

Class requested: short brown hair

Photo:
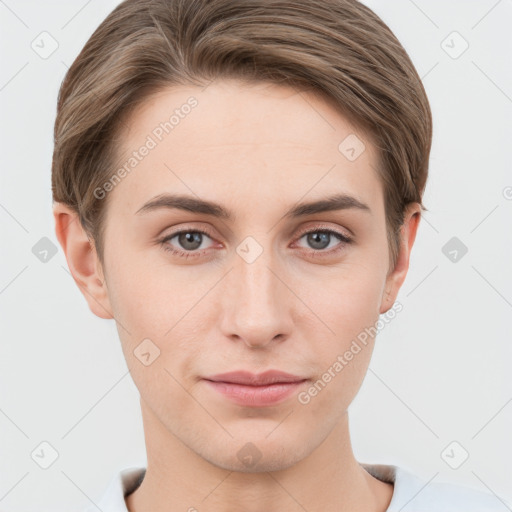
[51,0,432,270]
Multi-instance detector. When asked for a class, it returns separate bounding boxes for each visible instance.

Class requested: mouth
[202,370,309,407]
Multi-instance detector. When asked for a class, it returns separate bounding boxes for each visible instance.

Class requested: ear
[53,202,114,320]
[379,203,421,314]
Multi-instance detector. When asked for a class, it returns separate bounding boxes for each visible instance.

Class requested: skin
[53,79,420,512]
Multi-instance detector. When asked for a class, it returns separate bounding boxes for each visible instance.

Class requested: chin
[199,434,312,474]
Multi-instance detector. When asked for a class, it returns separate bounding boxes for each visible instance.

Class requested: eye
[294,228,352,256]
[160,228,215,259]
[159,225,353,260]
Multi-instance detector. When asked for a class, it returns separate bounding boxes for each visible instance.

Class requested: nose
[219,242,294,349]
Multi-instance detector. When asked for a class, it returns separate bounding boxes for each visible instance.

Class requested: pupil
[179,232,202,250]
[308,232,329,250]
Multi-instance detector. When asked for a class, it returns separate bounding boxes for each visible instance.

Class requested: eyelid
[160,224,216,241]
[294,223,352,242]
[161,222,352,243]
[159,222,353,257]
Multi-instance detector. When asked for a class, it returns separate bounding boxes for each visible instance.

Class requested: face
[71,79,417,472]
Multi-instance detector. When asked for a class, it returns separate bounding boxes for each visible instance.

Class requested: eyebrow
[135,192,371,219]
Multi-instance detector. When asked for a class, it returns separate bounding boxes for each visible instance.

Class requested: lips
[204,369,307,386]
[202,370,309,407]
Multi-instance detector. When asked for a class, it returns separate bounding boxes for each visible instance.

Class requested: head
[52,0,431,471]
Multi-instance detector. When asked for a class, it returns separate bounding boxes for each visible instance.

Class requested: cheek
[105,246,177,335]
[296,272,383,415]
[299,259,385,336]
[104,249,207,375]
[337,275,383,334]
[296,260,385,383]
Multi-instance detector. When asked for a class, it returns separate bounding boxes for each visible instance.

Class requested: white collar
[91,462,506,512]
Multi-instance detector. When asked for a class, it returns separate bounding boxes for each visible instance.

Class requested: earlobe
[379,203,421,315]
[53,202,114,320]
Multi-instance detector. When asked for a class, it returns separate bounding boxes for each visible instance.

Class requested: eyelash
[159,226,352,260]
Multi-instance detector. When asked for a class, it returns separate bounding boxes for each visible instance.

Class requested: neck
[126,399,393,512]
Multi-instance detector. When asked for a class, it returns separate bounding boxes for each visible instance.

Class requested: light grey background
[1,0,511,510]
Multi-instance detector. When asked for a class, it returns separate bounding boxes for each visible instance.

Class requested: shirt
[86,463,511,511]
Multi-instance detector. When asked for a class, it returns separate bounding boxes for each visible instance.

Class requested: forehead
[108,79,384,218]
